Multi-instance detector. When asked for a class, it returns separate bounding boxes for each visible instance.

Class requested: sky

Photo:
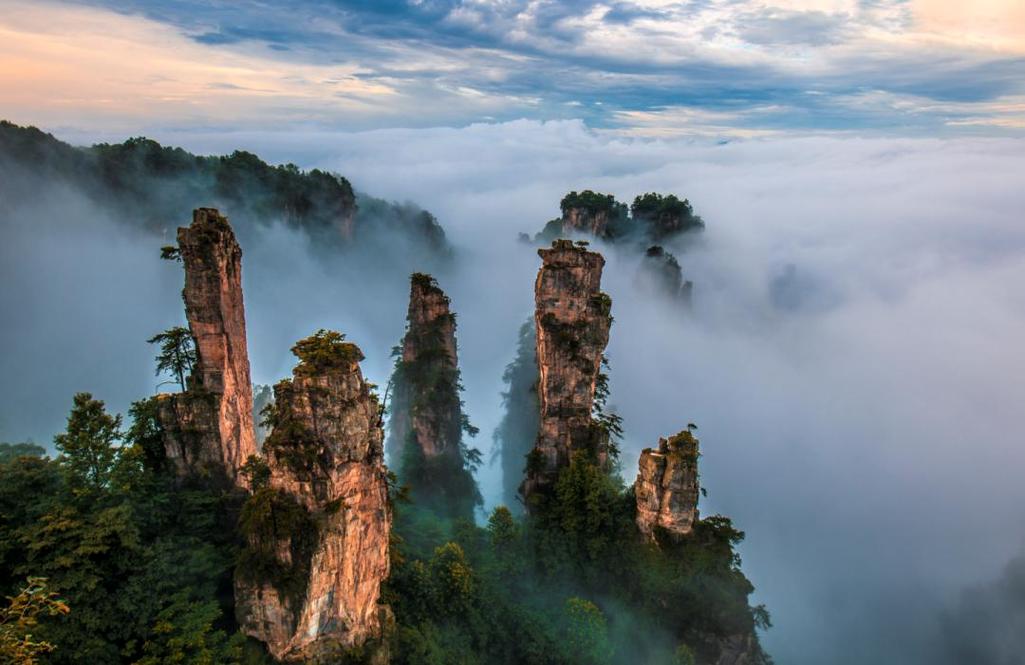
[1,0,1025,136]
[3,1,1025,663]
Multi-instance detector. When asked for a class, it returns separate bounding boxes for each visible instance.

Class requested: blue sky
[1,0,1024,136]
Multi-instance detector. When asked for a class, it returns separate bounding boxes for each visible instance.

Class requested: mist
[3,120,1025,663]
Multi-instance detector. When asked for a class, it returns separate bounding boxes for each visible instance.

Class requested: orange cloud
[0,1,397,130]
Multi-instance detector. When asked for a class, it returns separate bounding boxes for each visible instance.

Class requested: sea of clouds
[3,120,1025,663]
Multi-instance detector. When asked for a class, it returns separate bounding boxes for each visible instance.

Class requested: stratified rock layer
[236,338,391,662]
[522,240,612,500]
[157,208,256,486]
[635,430,700,541]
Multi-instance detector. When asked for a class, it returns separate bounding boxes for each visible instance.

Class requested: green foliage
[259,383,321,478]
[0,577,69,665]
[0,121,451,257]
[562,598,612,665]
[236,488,317,607]
[159,246,182,262]
[239,456,270,491]
[492,320,539,511]
[148,327,196,390]
[410,272,441,292]
[291,329,364,375]
[53,393,123,497]
[125,398,167,474]
[135,593,243,665]
[387,277,481,522]
[0,444,45,465]
[593,356,623,460]
[630,193,704,239]
[560,191,628,221]
[0,392,252,664]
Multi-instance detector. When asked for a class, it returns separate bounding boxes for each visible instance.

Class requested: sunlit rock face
[522,240,612,502]
[157,208,256,487]
[635,430,700,541]
[235,338,391,662]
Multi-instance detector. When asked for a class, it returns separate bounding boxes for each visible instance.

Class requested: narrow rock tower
[387,273,480,520]
[521,240,613,502]
[235,330,391,662]
[635,429,701,541]
[157,208,256,486]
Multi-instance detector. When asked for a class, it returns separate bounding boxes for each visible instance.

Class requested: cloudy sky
[2,0,1024,136]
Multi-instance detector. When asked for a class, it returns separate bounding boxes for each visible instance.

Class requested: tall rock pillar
[522,240,612,502]
[157,208,256,486]
[387,273,479,519]
[235,331,391,662]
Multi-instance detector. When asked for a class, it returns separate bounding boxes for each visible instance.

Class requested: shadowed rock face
[157,208,256,486]
[635,430,700,541]
[387,274,480,520]
[236,337,391,662]
[522,240,612,501]
[391,274,459,460]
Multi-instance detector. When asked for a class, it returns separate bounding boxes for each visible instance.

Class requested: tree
[135,593,242,665]
[0,577,69,665]
[53,393,122,495]
[562,598,612,665]
[147,327,196,390]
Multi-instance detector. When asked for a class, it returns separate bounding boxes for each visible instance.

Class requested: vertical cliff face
[387,274,479,519]
[235,331,391,662]
[635,430,700,541]
[522,240,612,501]
[393,274,459,459]
[563,206,613,237]
[157,208,256,486]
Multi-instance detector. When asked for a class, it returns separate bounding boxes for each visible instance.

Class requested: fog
[3,120,1025,663]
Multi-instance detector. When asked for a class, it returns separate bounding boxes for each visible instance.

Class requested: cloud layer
[4,120,1025,662]
[2,0,1025,135]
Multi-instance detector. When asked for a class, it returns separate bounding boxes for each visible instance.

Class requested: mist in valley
[2,121,1025,663]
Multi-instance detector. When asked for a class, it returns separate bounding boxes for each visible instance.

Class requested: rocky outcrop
[522,240,613,501]
[637,245,693,307]
[387,274,479,519]
[157,208,256,486]
[563,206,613,237]
[558,190,627,239]
[635,430,700,541]
[235,330,391,662]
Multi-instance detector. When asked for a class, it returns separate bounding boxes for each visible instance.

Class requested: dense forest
[0,121,450,260]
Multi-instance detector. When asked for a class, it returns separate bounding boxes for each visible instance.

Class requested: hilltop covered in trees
[0,120,450,258]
